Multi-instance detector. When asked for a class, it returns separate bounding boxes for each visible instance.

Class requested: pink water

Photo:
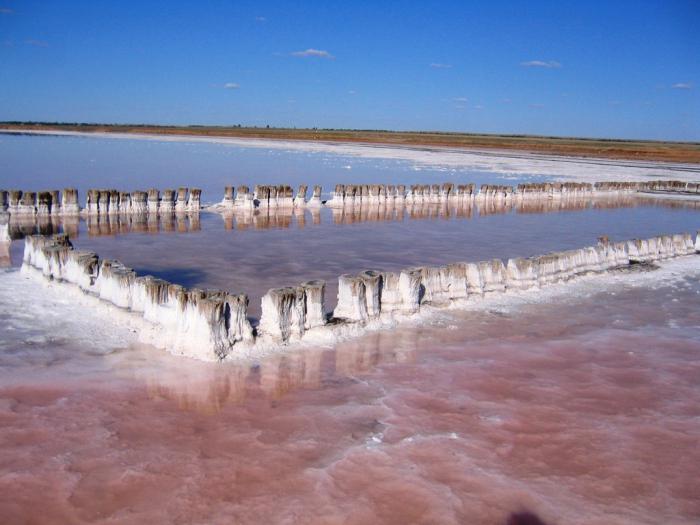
[1,265,699,524]
[2,135,700,524]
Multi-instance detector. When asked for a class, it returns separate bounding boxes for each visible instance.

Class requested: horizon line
[2,121,699,146]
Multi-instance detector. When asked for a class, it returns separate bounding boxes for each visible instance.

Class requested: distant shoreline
[2,123,699,164]
[3,127,699,184]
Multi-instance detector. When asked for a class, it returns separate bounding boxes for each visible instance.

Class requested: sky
[0,0,698,141]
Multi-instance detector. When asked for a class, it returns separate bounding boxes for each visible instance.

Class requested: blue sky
[0,0,698,140]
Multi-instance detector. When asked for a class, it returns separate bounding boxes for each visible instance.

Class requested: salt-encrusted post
[359,270,383,318]
[294,185,307,207]
[161,189,176,212]
[399,268,422,313]
[327,184,345,207]
[278,185,294,207]
[175,187,189,212]
[18,191,37,215]
[187,188,202,212]
[147,189,160,214]
[86,189,99,214]
[98,190,110,214]
[254,185,269,208]
[61,188,80,215]
[0,221,9,243]
[36,191,52,215]
[235,185,254,209]
[396,185,406,202]
[505,257,539,290]
[478,259,507,293]
[49,190,60,214]
[106,190,119,214]
[307,185,322,207]
[223,186,235,209]
[301,280,326,329]
[131,191,147,214]
[119,192,131,214]
[259,287,304,343]
[334,274,367,322]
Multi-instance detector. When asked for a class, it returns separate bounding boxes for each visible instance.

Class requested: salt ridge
[18,230,700,362]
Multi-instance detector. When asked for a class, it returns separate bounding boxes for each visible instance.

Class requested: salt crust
[18,230,700,362]
[3,129,698,182]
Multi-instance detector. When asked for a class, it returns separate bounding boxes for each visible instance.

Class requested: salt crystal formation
[175,187,189,212]
[21,234,252,361]
[293,185,308,207]
[0,220,10,243]
[20,230,700,360]
[61,188,80,214]
[222,186,235,209]
[4,179,695,219]
[253,185,295,208]
[0,187,204,217]
[217,178,699,212]
[307,185,323,207]
[235,186,254,209]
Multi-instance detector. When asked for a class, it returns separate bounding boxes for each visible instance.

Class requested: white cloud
[291,48,334,59]
[473,105,483,110]
[521,60,561,68]
[529,103,545,108]
[672,82,692,89]
[453,97,468,102]
[255,16,267,22]
[348,90,357,95]
[430,63,452,69]
[224,83,240,89]
[0,7,13,14]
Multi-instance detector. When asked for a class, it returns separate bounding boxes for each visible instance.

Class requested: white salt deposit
[17,229,700,362]
[4,129,699,182]
[0,222,9,243]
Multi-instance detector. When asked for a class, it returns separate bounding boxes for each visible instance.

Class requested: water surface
[0,261,698,524]
[1,134,699,524]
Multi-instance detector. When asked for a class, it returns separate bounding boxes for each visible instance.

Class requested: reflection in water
[84,212,201,236]
[121,331,418,414]
[4,212,201,239]
[4,195,699,239]
[5,213,79,239]
[144,360,250,414]
[0,241,9,268]
[3,133,700,524]
[216,194,699,230]
[10,193,700,319]
[259,348,325,400]
[335,329,417,376]
[3,268,698,523]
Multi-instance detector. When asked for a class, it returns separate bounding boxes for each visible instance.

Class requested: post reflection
[3,195,697,239]
[215,194,700,230]
[0,241,10,268]
[122,329,419,414]
[2,212,202,240]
